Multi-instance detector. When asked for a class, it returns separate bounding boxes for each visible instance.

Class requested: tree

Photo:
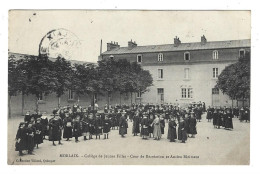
[53,56,73,107]
[216,51,250,107]
[22,54,58,113]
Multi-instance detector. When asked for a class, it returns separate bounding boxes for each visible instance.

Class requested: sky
[8,10,251,63]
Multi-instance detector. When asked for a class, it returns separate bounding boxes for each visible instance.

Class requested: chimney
[201,35,207,45]
[128,39,137,49]
[174,36,181,47]
[107,41,120,51]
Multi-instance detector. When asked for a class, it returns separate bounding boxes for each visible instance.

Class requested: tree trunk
[22,92,24,115]
[58,97,61,108]
[8,95,11,118]
[236,100,238,107]
[107,92,110,108]
[231,99,233,109]
[119,93,122,106]
[35,97,39,114]
[242,98,245,108]
[130,92,133,105]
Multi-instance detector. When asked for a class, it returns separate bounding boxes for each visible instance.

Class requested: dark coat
[132,116,140,134]
[103,119,111,133]
[34,123,43,144]
[15,127,27,151]
[119,116,128,135]
[206,110,212,119]
[178,121,187,141]
[167,120,177,140]
[213,112,218,125]
[95,117,103,135]
[81,117,90,134]
[73,121,82,137]
[26,127,35,151]
[48,118,62,141]
[89,119,96,135]
[63,117,73,138]
[217,113,223,127]
[148,118,154,134]
[189,117,197,134]
[224,113,233,129]
[41,118,49,136]
[184,117,190,134]
[140,117,149,136]
[160,118,165,134]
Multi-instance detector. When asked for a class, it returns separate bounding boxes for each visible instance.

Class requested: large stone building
[8,36,250,116]
[100,35,250,107]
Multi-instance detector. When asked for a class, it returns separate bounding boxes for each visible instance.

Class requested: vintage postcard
[8,10,250,165]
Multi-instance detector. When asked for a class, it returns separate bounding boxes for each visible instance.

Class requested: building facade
[100,36,250,107]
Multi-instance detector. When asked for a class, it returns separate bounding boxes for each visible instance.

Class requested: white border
[1,0,260,174]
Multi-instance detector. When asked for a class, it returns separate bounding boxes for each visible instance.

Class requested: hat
[37,118,41,121]
[122,110,127,114]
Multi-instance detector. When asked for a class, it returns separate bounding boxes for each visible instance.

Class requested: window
[213,50,218,59]
[38,93,43,101]
[136,92,142,98]
[137,54,142,63]
[68,90,74,100]
[181,88,193,99]
[158,53,163,61]
[158,69,163,79]
[212,88,219,95]
[157,88,164,102]
[213,68,218,78]
[184,52,190,61]
[184,68,190,79]
[239,49,245,58]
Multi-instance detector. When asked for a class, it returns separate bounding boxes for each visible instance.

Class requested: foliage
[216,51,250,100]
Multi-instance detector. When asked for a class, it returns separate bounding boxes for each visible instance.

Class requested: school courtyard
[7,114,250,165]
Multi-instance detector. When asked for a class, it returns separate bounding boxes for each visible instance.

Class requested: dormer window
[239,49,245,58]
[137,54,142,63]
[184,52,190,61]
[213,50,218,59]
[158,53,163,61]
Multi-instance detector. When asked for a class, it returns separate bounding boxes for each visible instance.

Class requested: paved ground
[7,114,250,165]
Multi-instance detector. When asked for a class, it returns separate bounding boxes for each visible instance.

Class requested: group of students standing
[18,102,244,156]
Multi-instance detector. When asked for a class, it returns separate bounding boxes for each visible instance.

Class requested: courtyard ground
[7,114,250,165]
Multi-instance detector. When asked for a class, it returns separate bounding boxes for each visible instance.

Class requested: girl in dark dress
[15,122,27,156]
[73,117,82,143]
[40,115,49,139]
[34,118,43,148]
[63,113,73,141]
[81,114,90,141]
[26,123,35,154]
[88,113,95,139]
[48,115,63,146]
[206,106,213,122]
[159,115,165,135]
[178,117,187,143]
[95,115,103,139]
[224,110,234,130]
[132,112,140,136]
[167,117,177,142]
[189,114,197,138]
[148,114,154,138]
[103,115,111,139]
[119,112,128,137]
[213,109,218,128]
[140,114,149,139]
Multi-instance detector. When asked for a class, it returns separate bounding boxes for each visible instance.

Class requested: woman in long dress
[152,115,161,140]
[167,116,177,142]
[178,117,187,143]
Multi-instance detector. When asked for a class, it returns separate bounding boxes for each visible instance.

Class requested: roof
[102,39,250,55]
[8,52,95,65]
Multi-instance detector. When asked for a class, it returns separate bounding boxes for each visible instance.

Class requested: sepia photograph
[7,10,250,165]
